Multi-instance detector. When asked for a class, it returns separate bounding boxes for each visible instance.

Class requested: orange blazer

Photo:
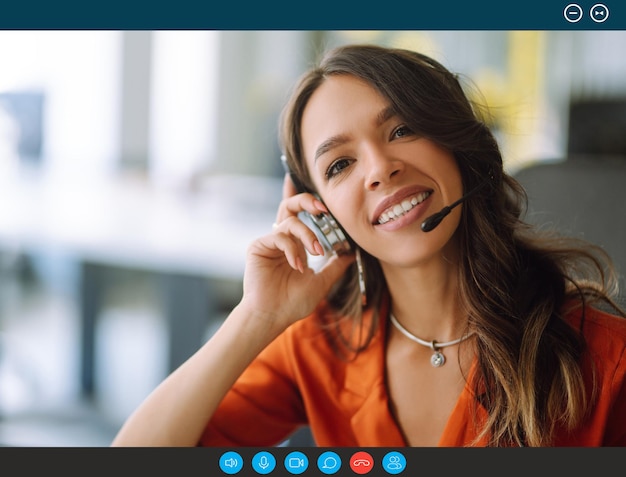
[200,299,626,447]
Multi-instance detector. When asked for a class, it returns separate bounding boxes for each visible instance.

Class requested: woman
[112,44,626,447]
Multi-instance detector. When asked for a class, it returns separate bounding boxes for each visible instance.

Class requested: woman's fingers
[266,174,332,273]
[261,231,308,273]
[272,215,325,260]
[274,196,328,226]
[275,175,328,225]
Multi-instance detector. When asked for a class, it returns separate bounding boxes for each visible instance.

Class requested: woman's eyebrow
[314,134,350,162]
[376,105,397,127]
[314,106,397,162]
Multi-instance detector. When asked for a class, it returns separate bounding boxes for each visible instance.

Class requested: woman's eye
[392,125,414,139]
[325,158,352,179]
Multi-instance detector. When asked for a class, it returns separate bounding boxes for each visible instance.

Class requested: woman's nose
[365,148,402,190]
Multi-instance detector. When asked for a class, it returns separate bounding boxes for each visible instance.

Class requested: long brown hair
[278,44,625,446]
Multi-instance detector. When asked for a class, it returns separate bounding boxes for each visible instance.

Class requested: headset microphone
[421,175,492,233]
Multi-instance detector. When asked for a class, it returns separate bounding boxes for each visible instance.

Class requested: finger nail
[313,240,325,256]
[314,200,328,212]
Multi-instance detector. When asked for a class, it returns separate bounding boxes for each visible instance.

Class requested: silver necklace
[389,312,474,368]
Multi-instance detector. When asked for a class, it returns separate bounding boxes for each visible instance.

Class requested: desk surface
[0,171,281,279]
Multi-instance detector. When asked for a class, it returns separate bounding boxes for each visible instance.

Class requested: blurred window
[149,31,220,189]
[0,31,122,180]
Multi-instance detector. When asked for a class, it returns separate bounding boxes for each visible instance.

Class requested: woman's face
[300,74,464,268]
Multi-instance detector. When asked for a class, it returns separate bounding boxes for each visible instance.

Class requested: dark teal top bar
[0,0,622,29]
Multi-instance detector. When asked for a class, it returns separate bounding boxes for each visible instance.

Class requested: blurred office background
[1,30,626,446]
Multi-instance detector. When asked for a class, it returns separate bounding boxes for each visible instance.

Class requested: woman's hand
[240,174,354,332]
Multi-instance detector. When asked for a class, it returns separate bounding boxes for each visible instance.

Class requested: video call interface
[194,14,626,475]
[186,21,626,477]
[0,0,624,475]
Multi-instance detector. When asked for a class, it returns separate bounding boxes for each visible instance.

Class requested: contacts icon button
[563,3,583,23]
[382,451,406,475]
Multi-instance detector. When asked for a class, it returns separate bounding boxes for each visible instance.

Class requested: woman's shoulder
[563,302,626,361]
[278,301,384,362]
[275,302,345,362]
[284,301,335,338]
[565,303,626,332]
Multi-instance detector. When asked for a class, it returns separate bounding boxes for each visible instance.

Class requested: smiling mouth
[377,191,431,224]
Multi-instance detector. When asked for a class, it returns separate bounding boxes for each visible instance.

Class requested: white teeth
[377,191,430,224]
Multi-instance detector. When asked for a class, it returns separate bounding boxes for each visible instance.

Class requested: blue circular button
[382,451,406,474]
[284,451,308,474]
[219,451,243,474]
[317,450,341,474]
[252,451,276,474]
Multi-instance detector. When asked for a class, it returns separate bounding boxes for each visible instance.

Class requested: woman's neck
[381,254,467,341]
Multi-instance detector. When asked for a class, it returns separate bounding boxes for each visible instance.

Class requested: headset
[280,154,494,254]
[280,154,353,256]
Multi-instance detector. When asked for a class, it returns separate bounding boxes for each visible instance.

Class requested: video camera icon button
[564,3,583,23]
[284,451,309,475]
[590,4,609,23]
[219,451,243,475]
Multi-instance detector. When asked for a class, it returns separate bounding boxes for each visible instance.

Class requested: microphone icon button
[252,451,276,474]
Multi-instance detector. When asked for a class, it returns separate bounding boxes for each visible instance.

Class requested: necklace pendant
[431,351,445,367]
